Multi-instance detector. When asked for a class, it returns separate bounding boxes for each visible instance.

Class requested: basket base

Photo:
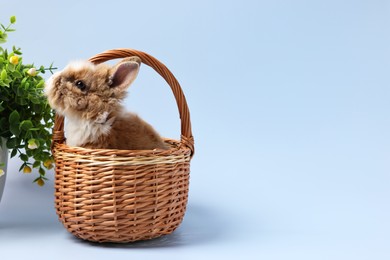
[61,211,187,243]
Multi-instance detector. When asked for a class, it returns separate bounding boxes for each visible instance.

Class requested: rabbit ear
[109,58,141,90]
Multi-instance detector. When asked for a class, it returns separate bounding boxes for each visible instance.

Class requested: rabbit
[44,56,168,150]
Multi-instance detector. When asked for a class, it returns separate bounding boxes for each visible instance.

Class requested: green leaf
[20,77,27,86]
[36,79,45,89]
[12,46,21,55]
[10,124,20,136]
[29,95,41,104]
[9,110,21,136]
[8,63,15,72]
[39,167,45,176]
[16,86,24,96]
[11,70,22,78]
[20,153,28,162]
[33,161,40,168]
[10,149,17,158]
[13,48,21,55]
[6,138,17,149]
[0,33,7,42]
[1,69,7,80]
[20,120,33,131]
[10,16,16,24]
[9,110,20,125]
[19,164,26,172]
[32,104,43,113]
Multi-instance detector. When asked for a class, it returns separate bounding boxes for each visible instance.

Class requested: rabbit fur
[45,56,167,150]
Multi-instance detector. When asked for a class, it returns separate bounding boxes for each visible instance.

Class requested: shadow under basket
[52,48,195,243]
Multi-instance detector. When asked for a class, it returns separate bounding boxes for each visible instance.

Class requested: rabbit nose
[76,98,88,110]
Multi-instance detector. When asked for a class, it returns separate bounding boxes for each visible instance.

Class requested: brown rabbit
[45,56,167,150]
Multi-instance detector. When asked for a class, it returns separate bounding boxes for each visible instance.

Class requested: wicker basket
[52,48,194,243]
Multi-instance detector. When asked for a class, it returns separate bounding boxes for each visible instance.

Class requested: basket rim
[53,137,192,158]
[51,48,194,157]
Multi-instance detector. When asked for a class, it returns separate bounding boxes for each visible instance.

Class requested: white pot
[0,137,8,203]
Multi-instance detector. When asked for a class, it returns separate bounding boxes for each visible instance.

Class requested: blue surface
[0,0,389,259]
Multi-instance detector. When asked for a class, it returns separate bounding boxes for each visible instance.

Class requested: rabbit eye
[75,80,86,91]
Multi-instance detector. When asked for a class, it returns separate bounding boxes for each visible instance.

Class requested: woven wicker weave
[52,49,194,243]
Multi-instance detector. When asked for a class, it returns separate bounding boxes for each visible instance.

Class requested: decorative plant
[0,16,56,186]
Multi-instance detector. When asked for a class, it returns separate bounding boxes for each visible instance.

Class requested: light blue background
[0,0,389,259]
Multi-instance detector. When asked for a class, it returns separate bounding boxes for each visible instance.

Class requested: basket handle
[52,48,194,156]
